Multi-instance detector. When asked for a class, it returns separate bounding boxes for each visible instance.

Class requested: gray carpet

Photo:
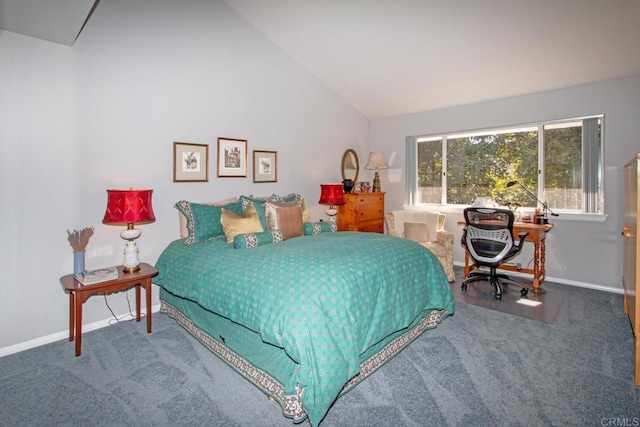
[1,276,639,426]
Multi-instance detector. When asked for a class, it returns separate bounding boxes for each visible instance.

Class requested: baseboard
[0,303,162,358]
[453,262,624,295]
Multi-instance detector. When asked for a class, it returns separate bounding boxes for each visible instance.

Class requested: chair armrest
[436,229,454,248]
[385,213,401,237]
[517,231,529,246]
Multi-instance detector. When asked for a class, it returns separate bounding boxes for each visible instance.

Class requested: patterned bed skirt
[161,300,448,423]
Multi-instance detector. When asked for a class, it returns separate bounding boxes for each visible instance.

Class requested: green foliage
[415,121,597,211]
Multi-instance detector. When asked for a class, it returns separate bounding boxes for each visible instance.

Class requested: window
[407,116,603,214]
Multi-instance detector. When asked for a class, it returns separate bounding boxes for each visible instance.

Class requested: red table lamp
[319,183,346,222]
[102,188,155,273]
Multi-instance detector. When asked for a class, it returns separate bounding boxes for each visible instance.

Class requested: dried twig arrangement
[67,226,95,252]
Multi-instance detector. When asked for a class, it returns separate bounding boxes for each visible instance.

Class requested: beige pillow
[403,222,431,243]
[300,199,312,223]
[264,202,304,240]
[220,203,264,243]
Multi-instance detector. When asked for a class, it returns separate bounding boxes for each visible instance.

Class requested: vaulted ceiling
[0,0,98,46]
[3,0,640,119]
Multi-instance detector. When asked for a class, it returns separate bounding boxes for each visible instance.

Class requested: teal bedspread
[155,232,455,426]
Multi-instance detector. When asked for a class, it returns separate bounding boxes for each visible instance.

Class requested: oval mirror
[341,149,359,182]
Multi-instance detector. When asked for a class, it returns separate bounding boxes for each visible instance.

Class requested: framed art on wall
[217,137,247,177]
[253,150,277,183]
[173,142,208,182]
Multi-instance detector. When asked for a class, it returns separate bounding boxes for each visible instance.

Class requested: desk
[59,263,158,356]
[458,221,554,293]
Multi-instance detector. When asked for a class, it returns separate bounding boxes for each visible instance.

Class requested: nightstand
[59,262,158,356]
[337,192,385,232]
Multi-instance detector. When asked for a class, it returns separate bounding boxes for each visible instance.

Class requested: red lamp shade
[102,189,156,226]
[318,183,346,206]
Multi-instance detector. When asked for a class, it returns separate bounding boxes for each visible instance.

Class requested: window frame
[406,115,605,217]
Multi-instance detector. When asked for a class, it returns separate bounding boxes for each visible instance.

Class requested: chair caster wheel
[495,293,502,300]
[521,289,529,296]
[461,284,467,291]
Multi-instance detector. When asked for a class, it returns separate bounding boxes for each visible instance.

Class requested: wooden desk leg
[145,280,152,333]
[532,241,541,293]
[464,250,470,278]
[135,284,141,323]
[69,293,75,342]
[540,238,547,283]
[75,293,83,357]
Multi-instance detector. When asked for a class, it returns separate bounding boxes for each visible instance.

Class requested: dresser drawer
[357,195,383,219]
[359,220,384,233]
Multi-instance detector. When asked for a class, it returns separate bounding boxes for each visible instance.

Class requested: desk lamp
[103,188,156,272]
[319,183,346,222]
[364,152,389,192]
[506,181,559,224]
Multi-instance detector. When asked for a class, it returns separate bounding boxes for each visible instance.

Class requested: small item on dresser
[342,179,354,193]
[78,267,119,285]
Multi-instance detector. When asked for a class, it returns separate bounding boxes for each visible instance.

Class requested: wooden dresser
[337,192,385,233]
[623,153,640,386]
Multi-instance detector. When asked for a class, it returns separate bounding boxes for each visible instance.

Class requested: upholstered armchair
[385,210,455,282]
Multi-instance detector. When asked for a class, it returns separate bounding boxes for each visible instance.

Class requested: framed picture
[217,137,247,177]
[173,142,209,182]
[253,150,277,183]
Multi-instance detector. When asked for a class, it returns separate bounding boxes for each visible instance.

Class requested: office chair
[461,207,529,300]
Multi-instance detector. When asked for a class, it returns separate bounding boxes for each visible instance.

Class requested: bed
[154,194,455,426]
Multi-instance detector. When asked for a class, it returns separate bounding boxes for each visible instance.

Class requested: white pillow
[403,222,430,242]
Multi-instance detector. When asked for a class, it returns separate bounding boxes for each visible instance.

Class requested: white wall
[0,0,369,352]
[0,31,77,349]
[371,75,640,292]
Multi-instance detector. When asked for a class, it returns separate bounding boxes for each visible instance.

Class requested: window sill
[403,204,608,223]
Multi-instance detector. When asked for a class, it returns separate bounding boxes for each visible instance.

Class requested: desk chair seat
[461,207,529,300]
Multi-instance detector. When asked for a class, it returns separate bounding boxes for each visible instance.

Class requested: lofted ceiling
[0,0,98,46]
[2,0,640,119]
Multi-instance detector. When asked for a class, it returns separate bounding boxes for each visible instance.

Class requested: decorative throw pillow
[403,221,431,243]
[175,199,243,245]
[240,194,311,229]
[220,203,264,243]
[303,221,336,235]
[268,193,300,203]
[239,195,270,230]
[300,198,312,223]
[233,230,284,249]
[264,202,304,240]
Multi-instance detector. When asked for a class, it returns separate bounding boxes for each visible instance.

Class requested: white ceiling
[3,0,640,119]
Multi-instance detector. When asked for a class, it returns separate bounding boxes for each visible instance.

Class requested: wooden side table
[59,262,158,356]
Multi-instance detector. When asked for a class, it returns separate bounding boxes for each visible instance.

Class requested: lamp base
[122,265,140,273]
[122,237,140,274]
[372,171,382,192]
[536,217,549,225]
[326,206,338,223]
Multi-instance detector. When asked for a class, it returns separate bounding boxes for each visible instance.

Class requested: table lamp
[506,181,559,224]
[102,188,156,273]
[319,183,346,222]
[364,151,389,192]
